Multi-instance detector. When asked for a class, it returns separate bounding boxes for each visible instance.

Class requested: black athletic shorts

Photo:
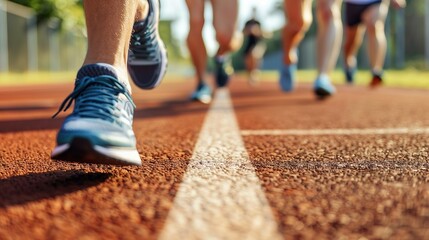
[345,0,382,27]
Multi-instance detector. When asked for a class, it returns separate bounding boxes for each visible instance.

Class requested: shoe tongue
[77,63,118,80]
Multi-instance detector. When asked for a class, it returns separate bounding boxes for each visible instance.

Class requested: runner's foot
[345,66,356,84]
[314,74,336,99]
[279,64,296,92]
[128,0,167,89]
[214,56,233,88]
[369,72,383,88]
[190,81,212,104]
[51,63,141,166]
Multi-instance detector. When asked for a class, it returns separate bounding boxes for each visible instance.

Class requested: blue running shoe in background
[214,56,233,88]
[128,0,167,89]
[51,64,141,166]
[313,74,336,99]
[279,64,296,92]
[190,82,212,104]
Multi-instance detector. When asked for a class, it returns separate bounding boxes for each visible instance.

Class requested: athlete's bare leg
[344,24,366,70]
[245,54,257,74]
[135,0,149,21]
[210,0,239,88]
[83,0,148,90]
[185,0,207,86]
[362,0,389,75]
[279,0,312,92]
[245,44,266,84]
[283,0,313,65]
[316,0,343,76]
[245,53,258,84]
[210,0,240,56]
[343,23,365,83]
[51,0,154,166]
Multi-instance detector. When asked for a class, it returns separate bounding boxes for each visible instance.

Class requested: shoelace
[130,22,158,60]
[52,75,135,123]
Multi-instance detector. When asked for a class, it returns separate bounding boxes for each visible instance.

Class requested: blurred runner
[281,0,343,99]
[51,0,167,166]
[186,0,241,104]
[343,0,406,87]
[242,7,266,85]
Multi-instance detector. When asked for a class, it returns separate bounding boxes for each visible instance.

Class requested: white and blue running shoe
[51,64,141,166]
[314,74,336,99]
[190,82,212,104]
[128,0,167,89]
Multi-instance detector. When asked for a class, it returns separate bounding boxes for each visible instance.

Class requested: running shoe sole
[128,44,168,90]
[51,138,141,166]
[314,87,333,99]
[191,95,212,104]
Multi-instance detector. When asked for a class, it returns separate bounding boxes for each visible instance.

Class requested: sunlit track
[1,79,429,239]
[241,127,429,136]
[160,88,282,240]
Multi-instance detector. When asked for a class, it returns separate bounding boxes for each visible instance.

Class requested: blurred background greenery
[0,0,428,87]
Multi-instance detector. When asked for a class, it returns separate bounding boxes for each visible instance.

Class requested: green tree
[9,0,84,33]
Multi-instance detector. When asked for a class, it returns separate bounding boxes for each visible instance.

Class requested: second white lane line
[241,128,429,136]
[159,88,282,240]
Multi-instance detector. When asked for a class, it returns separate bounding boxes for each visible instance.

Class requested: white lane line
[241,128,429,136]
[159,88,282,240]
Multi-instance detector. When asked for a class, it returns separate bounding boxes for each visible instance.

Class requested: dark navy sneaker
[128,0,167,89]
[345,67,356,84]
[51,64,141,166]
[314,74,336,99]
[279,64,296,92]
[190,82,212,104]
[214,56,233,88]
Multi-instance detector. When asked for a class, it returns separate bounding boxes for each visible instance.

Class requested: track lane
[231,80,429,239]
[0,81,207,239]
[1,78,428,239]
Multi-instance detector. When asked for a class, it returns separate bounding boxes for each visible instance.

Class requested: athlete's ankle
[135,0,149,22]
[317,73,330,81]
[78,63,132,93]
[371,69,383,78]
